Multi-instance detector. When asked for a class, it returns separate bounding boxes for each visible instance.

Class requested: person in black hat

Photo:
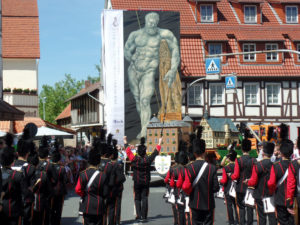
[125,136,162,222]
[182,126,219,225]
[107,138,126,225]
[75,147,108,225]
[268,123,294,225]
[49,142,67,225]
[231,129,256,225]
[286,135,300,222]
[170,142,188,225]
[32,136,54,225]
[247,127,277,225]
[220,149,238,225]
[12,128,36,225]
[0,133,26,225]
[165,151,180,225]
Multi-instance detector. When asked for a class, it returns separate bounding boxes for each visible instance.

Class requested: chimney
[85,80,91,89]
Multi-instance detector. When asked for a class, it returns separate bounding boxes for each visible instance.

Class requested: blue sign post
[225,76,237,93]
[205,58,221,74]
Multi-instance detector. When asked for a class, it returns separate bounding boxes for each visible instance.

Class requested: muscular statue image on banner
[124,11,181,141]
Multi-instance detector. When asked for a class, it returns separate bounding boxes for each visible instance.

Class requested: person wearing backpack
[49,145,67,225]
[247,140,277,225]
[75,147,108,225]
[0,136,26,225]
[12,131,36,225]
[125,136,162,223]
[219,149,238,225]
[231,129,256,225]
[182,126,219,225]
[268,124,294,225]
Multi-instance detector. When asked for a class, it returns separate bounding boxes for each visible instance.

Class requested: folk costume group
[1,123,300,225]
[164,124,300,225]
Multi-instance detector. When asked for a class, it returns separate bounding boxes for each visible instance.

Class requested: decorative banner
[102,10,124,144]
[123,11,181,143]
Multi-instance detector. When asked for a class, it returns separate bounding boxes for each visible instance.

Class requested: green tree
[39,74,84,123]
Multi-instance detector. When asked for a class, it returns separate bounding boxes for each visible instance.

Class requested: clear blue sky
[38,0,105,91]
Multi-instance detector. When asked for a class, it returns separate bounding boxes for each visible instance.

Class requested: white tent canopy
[18,126,74,139]
[0,131,6,137]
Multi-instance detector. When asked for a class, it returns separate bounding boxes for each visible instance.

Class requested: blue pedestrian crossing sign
[205,58,221,74]
[225,76,237,89]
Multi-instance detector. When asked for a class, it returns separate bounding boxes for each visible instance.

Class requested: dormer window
[286,6,298,23]
[244,5,257,23]
[201,5,213,23]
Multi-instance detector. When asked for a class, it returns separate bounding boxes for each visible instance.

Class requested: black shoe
[141,218,148,223]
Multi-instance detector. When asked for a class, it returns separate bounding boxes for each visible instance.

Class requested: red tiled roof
[0,121,11,132]
[229,0,264,3]
[2,0,38,17]
[56,104,71,121]
[200,30,228,41]
[3,17,40,58]
[14,117,46,134]
[269,0,300,3]
[2,0,40,59]
[288,32,300,42]
[111,0,300,77]
[67,82,100,102]
[235,29,285,41]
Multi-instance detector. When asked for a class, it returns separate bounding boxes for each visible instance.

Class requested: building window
[161,147,164,152]
[286,6,298,23]
[266,83,281,105]
[244,5,257,23]
[297,44,300,61]
[200,5,213,23]
[209,43,222,55]
[245,83,259,105]
[148,129,151,134]
[166,138,169,144]
[155,138,158,144]
[149,147,152,152]
[243,43,256,61]
[266,44,278,61]
[167,147,170,152]
[210,84,224,105]
[172,146,176,152]
[188,84,203,105]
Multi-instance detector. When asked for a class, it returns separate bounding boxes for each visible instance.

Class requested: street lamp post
[42,97,46,120]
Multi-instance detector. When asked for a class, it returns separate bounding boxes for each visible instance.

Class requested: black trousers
[115,192,123,225]
[172,204,179,225]
[185,211,191,225]
[32,210,46,225]
[50,195,64,225]
[191,208,214,225]
[176,204,185,225]
[225,194,238,225]
[134,183,149,219]
[255,199,276,225]
[276,205,294,225]
[83,214,104,225]
[236,192,254,225]
[0,213,21,225]
[23,202,33,225]
[107,197,117,225]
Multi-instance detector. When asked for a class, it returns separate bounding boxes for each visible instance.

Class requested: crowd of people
[1,122,300,225]
[164,124,300,225]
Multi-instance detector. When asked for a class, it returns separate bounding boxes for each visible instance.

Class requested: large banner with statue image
[123,10,181,143]
[102,10,181,144]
